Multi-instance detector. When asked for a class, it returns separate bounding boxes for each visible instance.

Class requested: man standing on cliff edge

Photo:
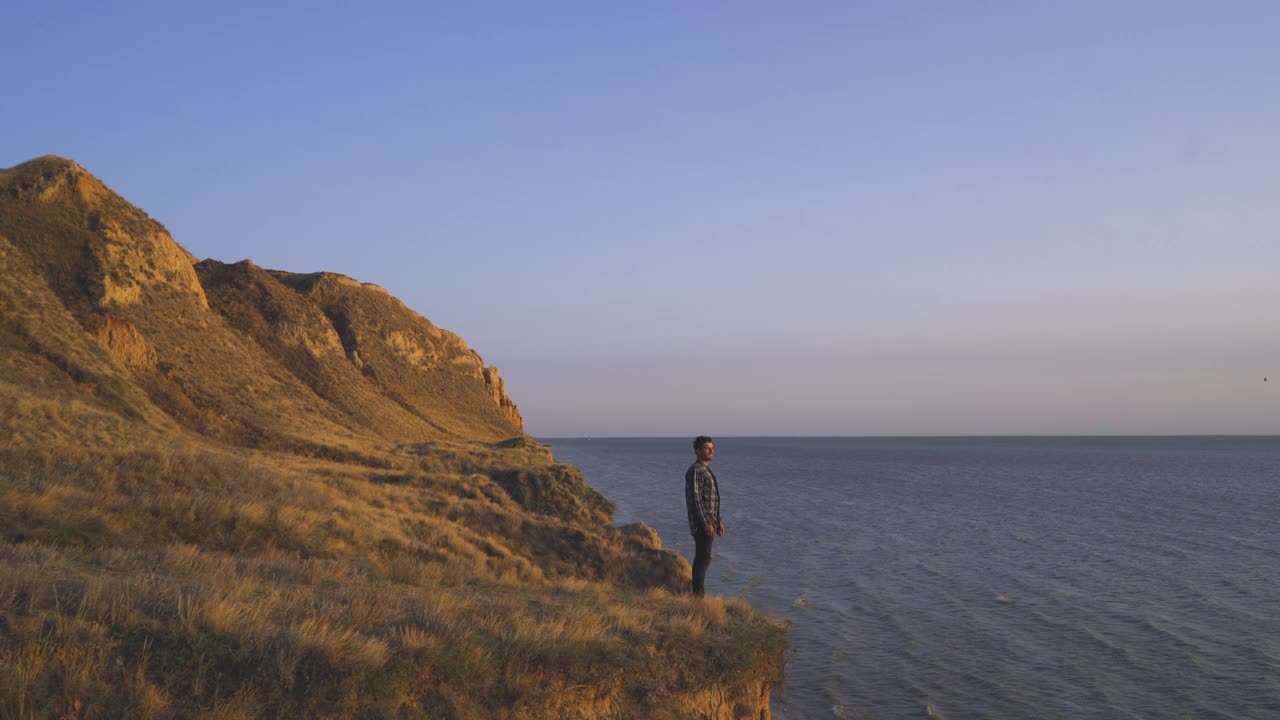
[685,435,725,596]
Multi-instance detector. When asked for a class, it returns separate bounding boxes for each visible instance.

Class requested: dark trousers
[691,532,714,596]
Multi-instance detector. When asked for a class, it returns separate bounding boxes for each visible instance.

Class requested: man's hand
[704,526,715,537]
[716,522,726,537]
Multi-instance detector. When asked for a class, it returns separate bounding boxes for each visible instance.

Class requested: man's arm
[710,471,725,536]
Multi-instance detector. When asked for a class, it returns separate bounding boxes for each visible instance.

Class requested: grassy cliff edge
[0,157,788,719]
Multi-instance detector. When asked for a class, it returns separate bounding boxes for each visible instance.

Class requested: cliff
[0,156,787,719]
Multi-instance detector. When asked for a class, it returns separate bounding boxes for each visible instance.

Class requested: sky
[4,2,1277,436]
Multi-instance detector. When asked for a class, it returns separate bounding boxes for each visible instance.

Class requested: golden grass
[0,432,788,719]
[0,537,785,719]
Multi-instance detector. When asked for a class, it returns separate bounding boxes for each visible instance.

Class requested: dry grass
[0,435,787,719]
[0,538,785,719]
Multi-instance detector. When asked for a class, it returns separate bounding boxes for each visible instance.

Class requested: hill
[0,156,786,719]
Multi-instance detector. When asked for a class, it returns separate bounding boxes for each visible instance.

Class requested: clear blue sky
[5,2,1277,436]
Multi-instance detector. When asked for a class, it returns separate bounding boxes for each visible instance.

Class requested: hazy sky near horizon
[4,3,1278,436]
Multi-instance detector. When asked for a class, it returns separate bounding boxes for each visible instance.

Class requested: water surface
[546,436,1280,720]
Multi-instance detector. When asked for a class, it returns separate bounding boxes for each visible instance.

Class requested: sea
[544,436,1280,720]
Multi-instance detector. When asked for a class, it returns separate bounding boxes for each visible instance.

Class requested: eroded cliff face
[484,364,525,429]
[0,156,525,452]
[0,156,207,314]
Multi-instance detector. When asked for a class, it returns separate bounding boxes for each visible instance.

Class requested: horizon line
[537,433,1280,440]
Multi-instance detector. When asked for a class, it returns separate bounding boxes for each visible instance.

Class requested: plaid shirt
[685,461,721,535]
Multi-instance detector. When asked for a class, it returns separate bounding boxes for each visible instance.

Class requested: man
[685,435,725,596]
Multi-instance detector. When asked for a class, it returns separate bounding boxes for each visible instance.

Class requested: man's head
[693,435,715,464]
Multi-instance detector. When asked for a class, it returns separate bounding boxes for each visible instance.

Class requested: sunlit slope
[0,155,522,453]
[0,156,787,719]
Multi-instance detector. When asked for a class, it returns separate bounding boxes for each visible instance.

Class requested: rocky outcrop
[268,269,526,437]
[92,316,157,370]
[0,156,208,315]
[483,364,524,429]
